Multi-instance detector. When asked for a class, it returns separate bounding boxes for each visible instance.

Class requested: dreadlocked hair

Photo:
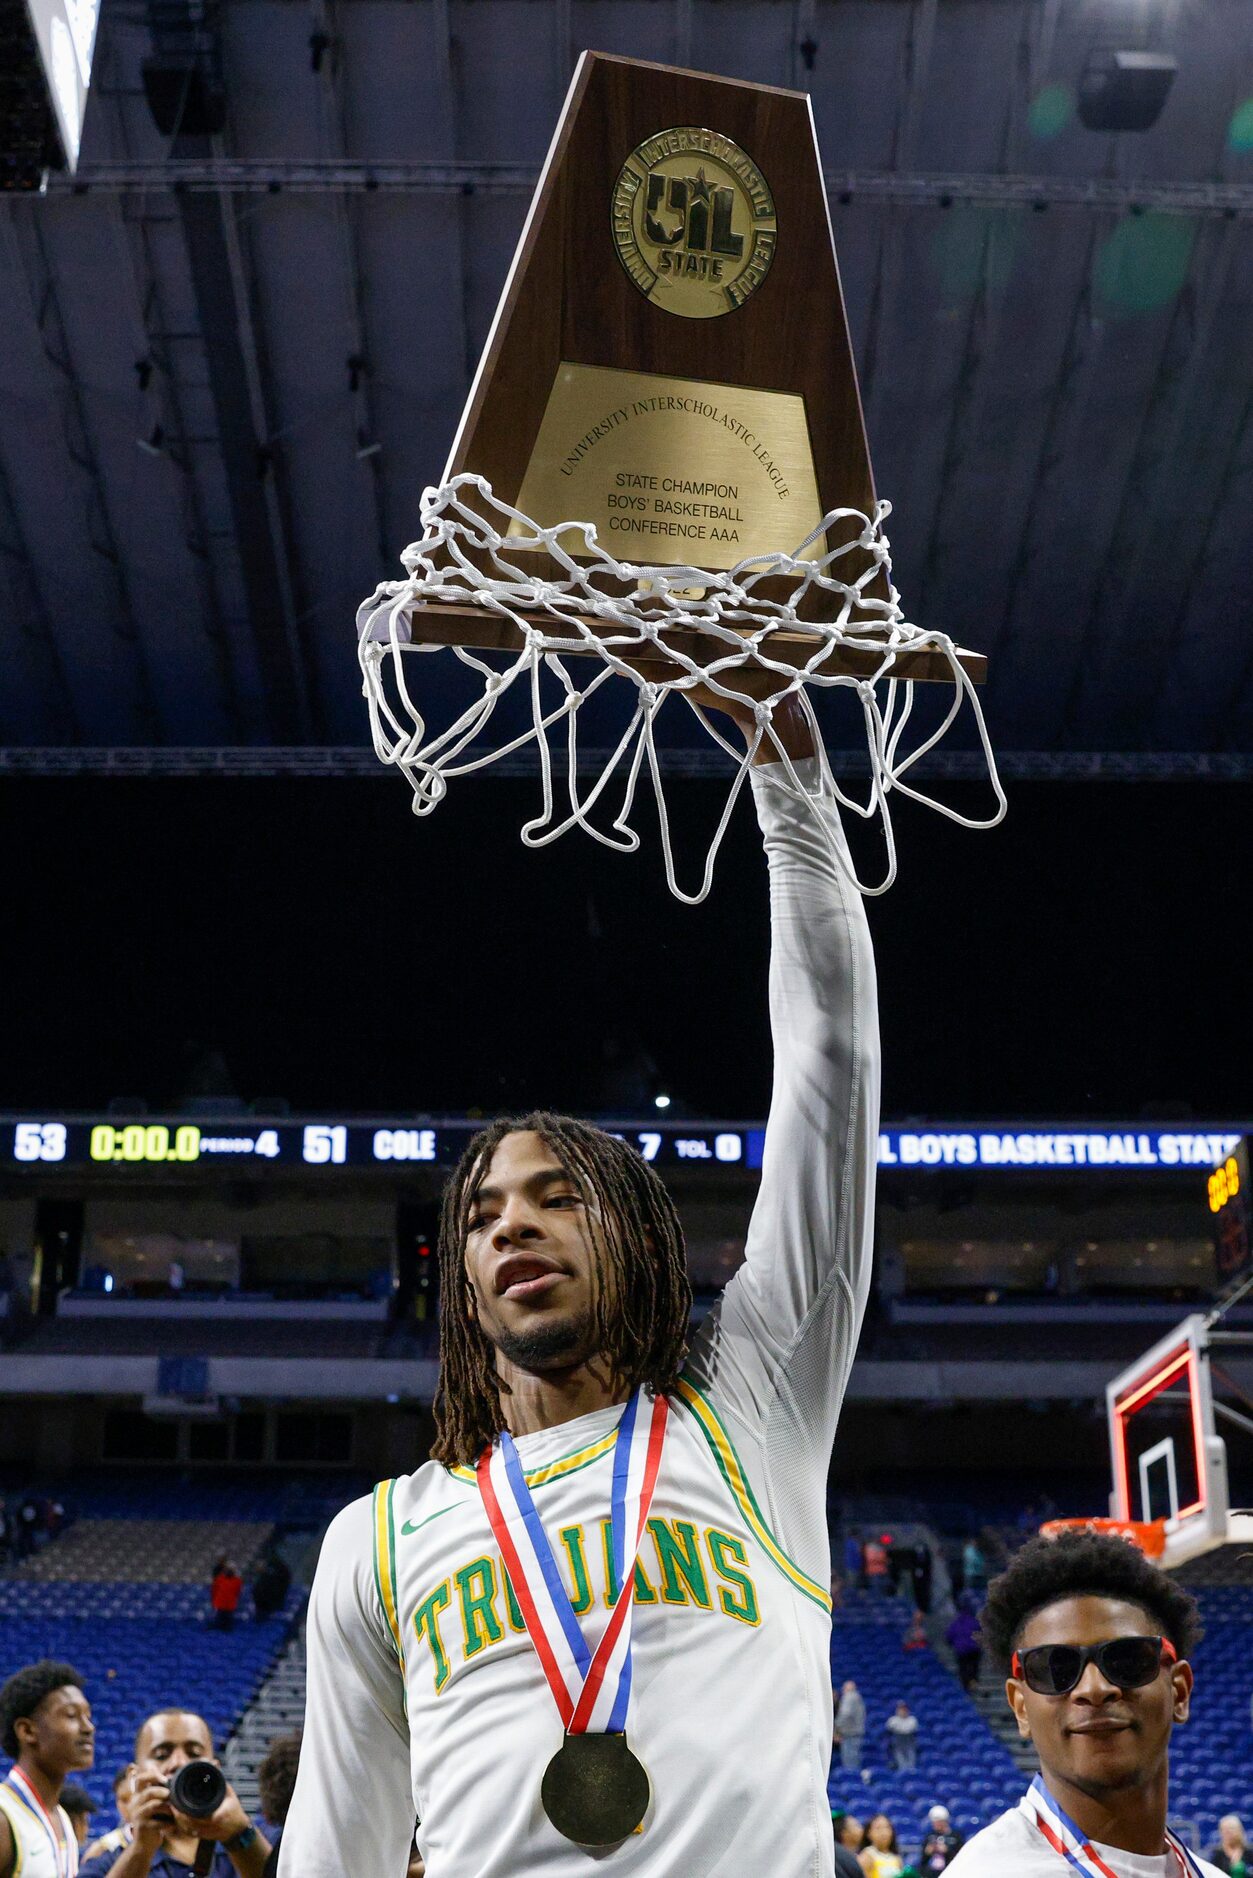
[431,1111,692,1467]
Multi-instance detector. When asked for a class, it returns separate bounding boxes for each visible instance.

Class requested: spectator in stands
[835,1679,867,1771]
[960,1536,987,1595]
[257,1732,301,1878]
[60,1784,97,1847]
[832,1813,865,1878]
[1210,1816,1249,1875]
[0,1658,95,1878]
[79,1707,270,1878]
[860,1812,904,1876]
[14,1496,38,1560]
[250,1546,291,1623]
[845,1530,866,1588]
[838,1814,866,1856]
[903,1608,930,1651]
[210,1558,244,1631]
[888,1538,915,1597]
[864,1535,890,1594]
[944,1531,1223,1876]
[885,1699,919,1770]
[920,1804,962,1872]
[946,1594,982,1691]
[911,1541,933,1614]
[83,1767,136,1863]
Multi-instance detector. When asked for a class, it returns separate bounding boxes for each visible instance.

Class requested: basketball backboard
[1106,1313,1253,1567]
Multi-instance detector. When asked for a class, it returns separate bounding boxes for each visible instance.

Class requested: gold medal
[479,1393,669,1851]
[540,1732,652,1846]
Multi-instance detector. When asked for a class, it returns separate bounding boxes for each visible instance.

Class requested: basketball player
[945,1531,1221,1877]
[0,1659,94,1878]
[280,693,880,1876]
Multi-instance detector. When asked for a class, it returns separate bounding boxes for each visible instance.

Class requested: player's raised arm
[278,1499,414,1878]
[684,693,881,1463]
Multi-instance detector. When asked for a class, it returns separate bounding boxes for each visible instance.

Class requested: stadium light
[0,0,100,185]
[1078,50,1177,132]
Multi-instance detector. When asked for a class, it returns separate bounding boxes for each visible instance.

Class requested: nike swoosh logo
[400,1506,458,1538]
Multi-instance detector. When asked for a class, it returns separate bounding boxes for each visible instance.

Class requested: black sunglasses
[1011,1635,1177,1696]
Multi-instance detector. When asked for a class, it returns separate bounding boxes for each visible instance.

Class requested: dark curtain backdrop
[5,775,1251,1119]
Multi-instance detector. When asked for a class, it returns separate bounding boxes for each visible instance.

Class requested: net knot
[355,476,1006,902]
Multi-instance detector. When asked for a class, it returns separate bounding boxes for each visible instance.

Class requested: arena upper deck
[1,0,1252,766]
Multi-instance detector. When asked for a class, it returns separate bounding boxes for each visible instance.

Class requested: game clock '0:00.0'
[89,1124,202,1164]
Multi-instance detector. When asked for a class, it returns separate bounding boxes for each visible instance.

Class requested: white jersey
[280,759,880,1878]
[945,1797,1226,1878]
[0,1771,78,1878]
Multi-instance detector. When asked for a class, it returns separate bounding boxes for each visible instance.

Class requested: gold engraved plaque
[611,127,776,319]
[510,362,825,572]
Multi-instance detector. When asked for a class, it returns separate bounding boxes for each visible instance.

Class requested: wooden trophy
[403,51,985,694]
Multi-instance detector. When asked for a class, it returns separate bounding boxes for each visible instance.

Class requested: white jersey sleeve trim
[673,1378,831,1610]
[277,1494,415,1878]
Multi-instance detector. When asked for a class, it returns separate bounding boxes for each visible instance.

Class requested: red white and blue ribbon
[3,1767,77,1877]
[1022,1774,1204,1877]
[477,1388,668,1735]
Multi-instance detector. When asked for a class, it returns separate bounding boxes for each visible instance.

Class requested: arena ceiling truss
[1,0,1252,774]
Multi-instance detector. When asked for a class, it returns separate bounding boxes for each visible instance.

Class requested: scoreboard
[1208,1137,1250,1289]
[3,1116,761,1173]
[2,1116,1247,1178]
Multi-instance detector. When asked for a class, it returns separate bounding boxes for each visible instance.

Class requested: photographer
[80,1709,269,1878]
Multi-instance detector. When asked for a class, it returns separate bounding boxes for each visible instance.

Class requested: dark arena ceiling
[2,0,1252,775]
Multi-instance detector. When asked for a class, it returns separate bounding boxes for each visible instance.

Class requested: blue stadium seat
[828,1609,1022,1844]
[0,1491,305,1818]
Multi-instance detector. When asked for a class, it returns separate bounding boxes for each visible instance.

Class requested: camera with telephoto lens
[168,1760,227,1819]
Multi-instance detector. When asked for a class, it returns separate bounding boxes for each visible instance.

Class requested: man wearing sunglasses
[945,1529,1221,1877]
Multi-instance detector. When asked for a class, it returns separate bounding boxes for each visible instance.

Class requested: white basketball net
[357,474,1006,902]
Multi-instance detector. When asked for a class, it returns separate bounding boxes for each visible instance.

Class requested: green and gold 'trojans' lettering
[706,1529,759,1624]
[409,1521,760,1693]
[413,1581,453,1693]
[650,1518,712,1608]
[455,1556,504,1658]
[560,1525,595,1615]
[600,1516,657,1607]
